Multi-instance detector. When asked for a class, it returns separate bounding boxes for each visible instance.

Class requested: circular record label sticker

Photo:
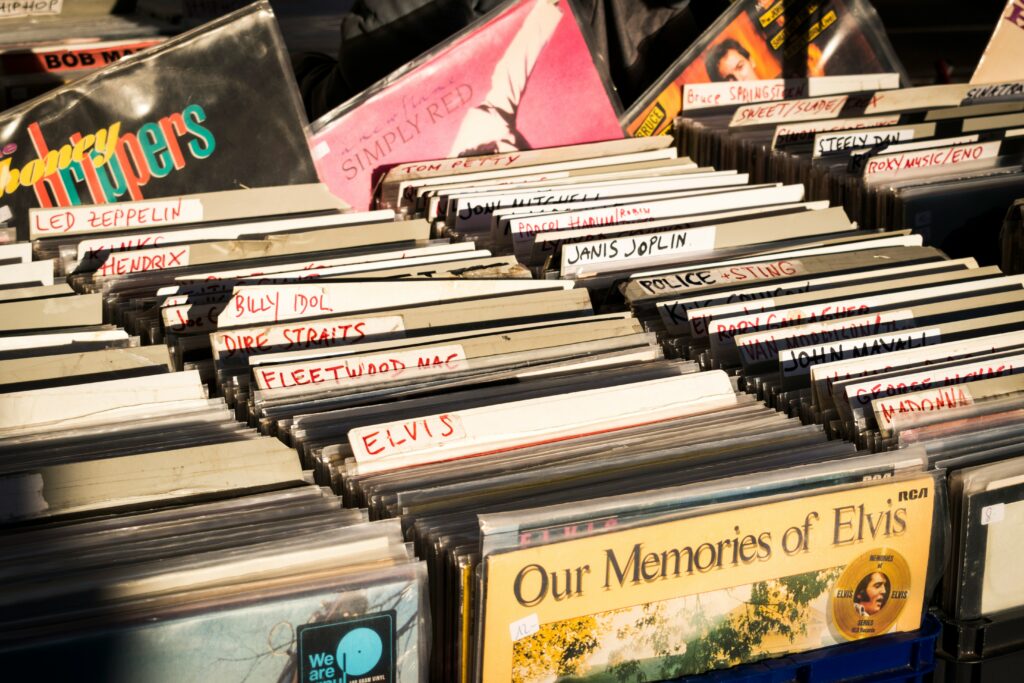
[829,547,912,640]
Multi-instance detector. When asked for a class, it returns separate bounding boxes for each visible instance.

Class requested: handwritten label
[739,310,917,367]
[863,140,1001,181]
[351,412,467,461]
[511,204,654,239]
[684,80,809,111]
[635,259,807,297]
[780,329,941,378]
[0,0,61,19]
[95,245,190,277]
[561,226,716,273]
[813,127,916,158]
[730,94,849,127]
[982,504,1006,526]
[212,316,405,359]
[254,344,467,390]
[9,39,161,74]
[509,614,540,641]
[847,356,1020,408]
[873,384,974,433]
[30,198,202,238]
[772,115,901,148]
[715,301,873,345]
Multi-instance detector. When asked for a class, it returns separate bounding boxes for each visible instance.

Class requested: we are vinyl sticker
[298,611,395,683]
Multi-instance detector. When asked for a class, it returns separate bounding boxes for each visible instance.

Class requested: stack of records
[892,400,1024,680]
[671,76,1024,264]
[0,211,430,683]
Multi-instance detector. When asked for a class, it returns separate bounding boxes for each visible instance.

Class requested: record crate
[667,614,940,683]
[934,606,1024,682]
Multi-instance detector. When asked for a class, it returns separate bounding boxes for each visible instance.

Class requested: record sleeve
[477,474,939,681]
[307,0,625,211]
[0,1,317,238]
[624,0,906,138]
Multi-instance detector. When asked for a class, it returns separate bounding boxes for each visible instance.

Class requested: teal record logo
[298,611,395,683]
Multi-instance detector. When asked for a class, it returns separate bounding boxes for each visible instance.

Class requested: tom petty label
[298,611,395,683]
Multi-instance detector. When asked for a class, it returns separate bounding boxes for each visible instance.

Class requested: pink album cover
[308,0,624,210]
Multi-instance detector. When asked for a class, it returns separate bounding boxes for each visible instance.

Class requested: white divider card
[560,226,718,277]
[873,384,975,436]
[843,351,1024,424]
[0,0,62,19]
[28,183,351,240]
[93,245,191,277]
[0,242,32,264]
[0,370,206,431]
[813,329,1024,409]
[394,147,678,210]
[862,139,1001,182]
[812,125,923,158]
[710,271,1018,355]
[527,201,832,263]
[780,327,944,379]
[508,185,805,241]
[728,92,882,128]
[434,158,701,223]
[771,115,904,149]
[0,329,129,352]
[0,259,54,286]
[254,343,468,390]
[384,137,674,207]
[624,235,927,302]
[864,81,1024,115]
[735,309,921,369]
[681,73,900,112]
[172,242,477,285]
[626,232,925,284]
[32,198,204,239]
[492,182,755,243]
[102,247,492,281]
[206,280,574,329]
[74,209,396,261]
[212,315,407,361]
[559,206,860,278]
[451,171,744,232]
[347,371,737,473]
[662,258,979,337]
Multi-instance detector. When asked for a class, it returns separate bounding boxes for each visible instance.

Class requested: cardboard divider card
[452,171,746,233]
[709,269,1015,360]
[0,370,207,431]
[665,258,978,337]
[559,207,857,277]
[28,184,351,241]
[382,138,675,210]
[347,372,737,472]
[210,289,592,363]
[622,238,934,303]
[509,185,805,240]
[73,209,396,262]
[0,259,54,286]
[681,74,900,113]
[251,318,642,391]
[862,140,1002,183]
[208,280,574,329]
[526,201,831,264]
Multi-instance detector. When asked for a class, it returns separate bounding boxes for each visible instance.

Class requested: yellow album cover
[480,476,935,682]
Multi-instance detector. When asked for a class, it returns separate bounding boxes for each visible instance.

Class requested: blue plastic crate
[665,613,940,682]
